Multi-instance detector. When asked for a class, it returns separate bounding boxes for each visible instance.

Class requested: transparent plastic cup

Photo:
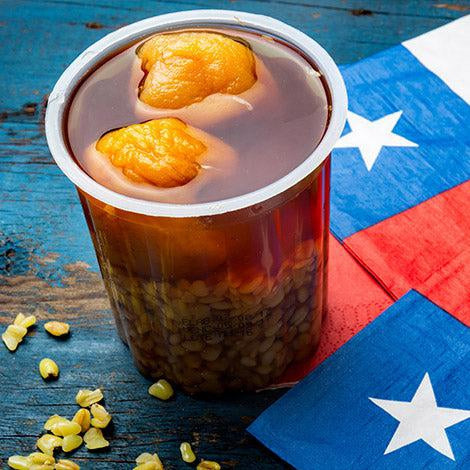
[45,10,347,393]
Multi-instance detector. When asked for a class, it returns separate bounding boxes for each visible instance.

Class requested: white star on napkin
[335,110,418,171]
[370,373,470,460]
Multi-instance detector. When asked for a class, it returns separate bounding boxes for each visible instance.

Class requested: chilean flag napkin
[330,15,470,325]
[253,16,470,468]
[249,291,470,469]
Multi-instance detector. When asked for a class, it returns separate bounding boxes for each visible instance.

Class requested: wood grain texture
[0,0,467,468]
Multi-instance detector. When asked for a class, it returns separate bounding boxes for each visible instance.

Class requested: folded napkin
[250,291,470,468]
[331,15,470,325]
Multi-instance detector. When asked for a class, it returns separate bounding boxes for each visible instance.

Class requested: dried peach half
[96,118,206,188]
[136,31,257,109]
[87,118,236,203]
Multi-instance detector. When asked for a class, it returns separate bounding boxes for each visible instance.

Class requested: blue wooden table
[0,1,468,468]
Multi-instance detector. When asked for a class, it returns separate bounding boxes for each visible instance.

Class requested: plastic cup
[45,10,347,393]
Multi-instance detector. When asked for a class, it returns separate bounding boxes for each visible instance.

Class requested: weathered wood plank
[0,323,287,468]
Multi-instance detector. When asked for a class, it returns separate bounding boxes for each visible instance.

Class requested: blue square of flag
[331,45,470,240]
[249,291,470,469]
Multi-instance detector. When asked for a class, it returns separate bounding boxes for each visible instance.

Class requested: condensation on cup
[46,10,347,393]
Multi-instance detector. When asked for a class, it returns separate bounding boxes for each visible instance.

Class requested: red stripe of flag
[345,180,470,326]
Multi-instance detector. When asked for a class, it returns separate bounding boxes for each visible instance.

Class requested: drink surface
[67,28,330,204]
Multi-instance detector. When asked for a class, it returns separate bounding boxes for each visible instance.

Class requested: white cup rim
[45,9,347,218]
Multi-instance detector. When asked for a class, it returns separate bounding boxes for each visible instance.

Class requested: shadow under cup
[46,11,347,394]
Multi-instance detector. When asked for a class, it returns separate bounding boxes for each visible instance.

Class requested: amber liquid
[69,28,331,393]
[68,28,329,203]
